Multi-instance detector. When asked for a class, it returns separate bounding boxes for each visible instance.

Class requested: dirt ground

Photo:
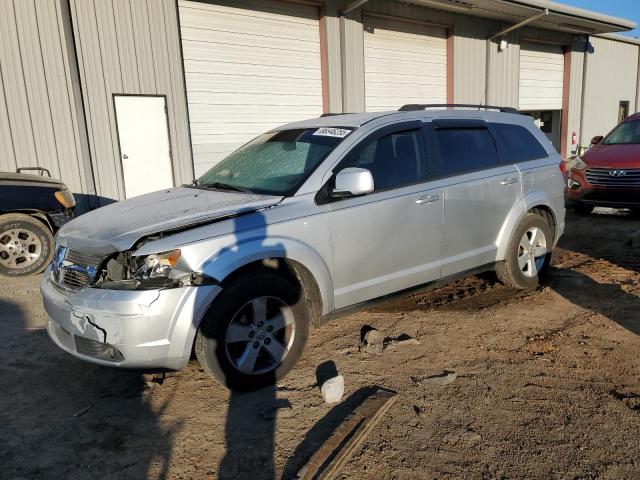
[2,209,640,480]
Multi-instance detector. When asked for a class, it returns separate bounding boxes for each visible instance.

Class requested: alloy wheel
[517,227,547,278]
[0,228,43,269]
[224,296,296,375]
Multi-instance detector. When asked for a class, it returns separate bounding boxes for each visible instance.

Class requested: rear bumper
[41,274,221,370]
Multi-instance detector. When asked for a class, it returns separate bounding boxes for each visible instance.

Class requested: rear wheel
[496,213,552,290]
[0,213,54,277]
[195,271,309,391]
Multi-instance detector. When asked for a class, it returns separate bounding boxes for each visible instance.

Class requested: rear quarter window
[491,123,548,163]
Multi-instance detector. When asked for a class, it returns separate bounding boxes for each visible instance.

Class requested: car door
[321,121,444,309]
[429,120,522,277]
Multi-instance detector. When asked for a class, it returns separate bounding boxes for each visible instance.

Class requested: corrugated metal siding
[70,0,192,204]
[0,0,93,209]
[341,11,365,112]
[566,41,584,157]
[582,35,639,145]
[324,0,343,113]
[487,31,519,108]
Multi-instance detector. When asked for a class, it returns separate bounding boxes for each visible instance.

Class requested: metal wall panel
[566,41,584,157]
[0,0,93,209]
[581,35,639,145]
[70,0,193,204]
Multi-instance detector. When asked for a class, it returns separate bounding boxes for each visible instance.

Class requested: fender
[496,190,559,260]
[198,235,335,315]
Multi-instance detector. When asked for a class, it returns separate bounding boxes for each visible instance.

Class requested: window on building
[491,123,548,163]
[619,101,630,124]
[433,127,499,177]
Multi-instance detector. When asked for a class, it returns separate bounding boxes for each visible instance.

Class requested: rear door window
[491,123,548,163]
[432,125,499,177]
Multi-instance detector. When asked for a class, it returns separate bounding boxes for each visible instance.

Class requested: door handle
[500,177,518,185]
[415,194,440,204]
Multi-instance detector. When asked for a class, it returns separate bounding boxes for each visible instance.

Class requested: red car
[566,113,640,214]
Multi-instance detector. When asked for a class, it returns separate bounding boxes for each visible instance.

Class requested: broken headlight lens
[134,249,183,281]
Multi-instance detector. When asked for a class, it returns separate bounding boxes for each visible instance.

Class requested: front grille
[74,335,123,362]
[52,247,104,292]
[585,167,640,187]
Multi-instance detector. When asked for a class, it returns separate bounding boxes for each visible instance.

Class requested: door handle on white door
[122,154,128,159]
[415,194,440,204]
[500,177,518,185]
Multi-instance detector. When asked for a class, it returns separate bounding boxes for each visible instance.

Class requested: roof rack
[399,103,520,114]
[319,112,355,117]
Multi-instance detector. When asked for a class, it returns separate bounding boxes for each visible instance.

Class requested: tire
[195,271,309,391]
[572,204,593,215]
[496,212,553,290]
[0,213,54,277]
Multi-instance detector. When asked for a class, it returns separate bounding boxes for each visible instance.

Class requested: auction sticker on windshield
[313,127,352,138]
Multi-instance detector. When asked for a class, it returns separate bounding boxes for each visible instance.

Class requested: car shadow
[545,209,640,336]
[193,210,298,478]
[0,293,180,479]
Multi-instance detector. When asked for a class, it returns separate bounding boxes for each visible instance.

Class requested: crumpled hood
[57,186,282,254]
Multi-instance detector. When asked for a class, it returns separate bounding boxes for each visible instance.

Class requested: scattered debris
[358,326,384,355]
[297,387,397,480]
[610,388,640,412]
[412,370,458,386]
[385,333,421,350]
[524,335,557,355]
[321,375,345,404]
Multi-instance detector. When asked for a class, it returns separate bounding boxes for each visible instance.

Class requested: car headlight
[134,249,183,280]
[571,156,587,170]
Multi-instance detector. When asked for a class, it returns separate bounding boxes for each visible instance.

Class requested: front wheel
[496,213,553,290]
[0,213,54,277]
[195,271,309,391]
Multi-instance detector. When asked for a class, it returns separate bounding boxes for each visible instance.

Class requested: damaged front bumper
[40,274,222,370]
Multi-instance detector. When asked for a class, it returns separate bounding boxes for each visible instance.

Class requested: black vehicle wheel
[0,213,54,277]
[195,271,309,391]
[572,204,593,215]
[496,212,553,290]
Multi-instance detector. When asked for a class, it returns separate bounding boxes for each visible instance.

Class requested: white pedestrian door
[114,95,174,198]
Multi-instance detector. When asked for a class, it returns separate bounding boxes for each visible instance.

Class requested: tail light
[559,159,567,177]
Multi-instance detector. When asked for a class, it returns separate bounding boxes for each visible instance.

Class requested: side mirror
[332,167,374,197]
[590,135,603,145]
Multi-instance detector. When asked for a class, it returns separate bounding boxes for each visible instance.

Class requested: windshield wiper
[199,182,253,194]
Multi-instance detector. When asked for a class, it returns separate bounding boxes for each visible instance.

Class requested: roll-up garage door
[364,15,447,112]
[178,0,323,175]
[519,41,564,111]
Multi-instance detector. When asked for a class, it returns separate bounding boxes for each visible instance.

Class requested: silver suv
[41,105,565,390]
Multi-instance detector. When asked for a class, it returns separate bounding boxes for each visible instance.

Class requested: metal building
[0,0,637,211]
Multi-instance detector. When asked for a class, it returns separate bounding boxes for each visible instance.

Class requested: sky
[559,0,640,37]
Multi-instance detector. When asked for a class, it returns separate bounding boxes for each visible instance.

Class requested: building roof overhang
[398,0,636,34]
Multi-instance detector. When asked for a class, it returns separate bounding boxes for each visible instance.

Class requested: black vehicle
[0,168,75,277]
